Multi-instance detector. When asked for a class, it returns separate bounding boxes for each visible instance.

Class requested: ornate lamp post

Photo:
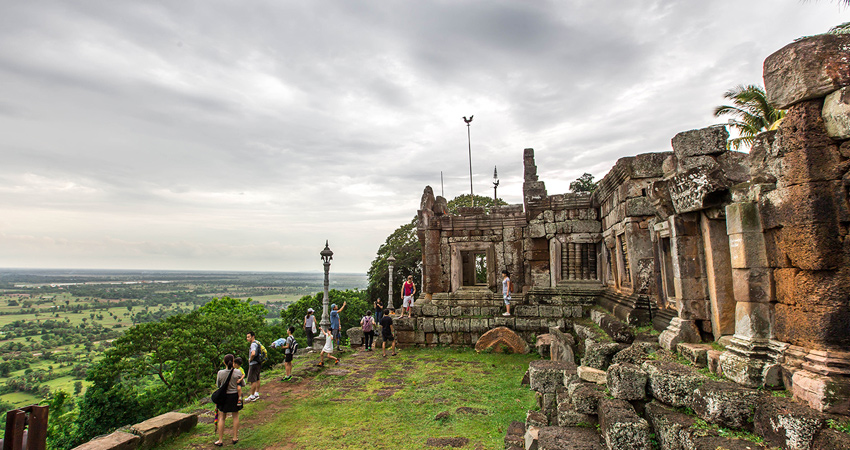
[493,166,500,205]
[387,255,396,311]
[320,241,333,332]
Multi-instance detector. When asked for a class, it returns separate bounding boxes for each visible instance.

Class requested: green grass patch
[692,418,764,444]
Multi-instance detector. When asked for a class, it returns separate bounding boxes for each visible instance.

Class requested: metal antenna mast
[463,115,474,207]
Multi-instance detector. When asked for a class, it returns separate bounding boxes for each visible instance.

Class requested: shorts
[403,295,414,308]
[504,295,511,306]
[382,333,394,342]
[284,353,293,363]
[247,363,261,383]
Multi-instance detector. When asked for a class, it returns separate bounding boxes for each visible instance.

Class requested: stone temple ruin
[397,33,850,449]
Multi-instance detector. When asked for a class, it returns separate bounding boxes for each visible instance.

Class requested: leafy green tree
[366,219,421,310]
[569,173,598,193]
[827,21,850,35]
[279,289,369,343]
[446,194,507,214]
[713,84,785,150]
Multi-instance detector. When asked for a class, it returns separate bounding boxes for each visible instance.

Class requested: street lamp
[463,115,474,207]
[387,255,396,311]
[320,241,333,332]
[493,166,499,206]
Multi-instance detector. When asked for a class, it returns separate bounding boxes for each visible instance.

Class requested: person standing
[245,331,262,401]
[374,297,384,324]
[380,308,397,357]
[304,308,317,350]
[501,270,512,316]
[282,326,296,381]
[214,354,243,446]
[318,326,340,366]
[330,301,347,348]
[360,310,375,351]
[401,276,416,318]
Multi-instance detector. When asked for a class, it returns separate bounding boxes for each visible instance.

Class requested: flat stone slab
[690,380,764,428]
[130,412,197,449]
[71,431,140,450]
[754,396,825,450]
[537,426,602,450]
[577,366,606,384]
[677,342,711,367]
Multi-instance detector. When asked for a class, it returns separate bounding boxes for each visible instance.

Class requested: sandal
[232,439,239,444]
[334,359,340,365]
[391,352,397,356]
[213,442,223,447]
[317,362,324,367]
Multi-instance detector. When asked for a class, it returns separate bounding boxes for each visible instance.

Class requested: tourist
[501,270,512,316]
[245,331,262,401]
[232,357,245,401]
[374,297,384,324]
[330,301,347,348]
[361,310,375,351]
[282,326,296,381]
[380,308,397,357]
[401,275,416,318]
[318,327,339,366]
[214,354,242,446]
[304,308,317,350]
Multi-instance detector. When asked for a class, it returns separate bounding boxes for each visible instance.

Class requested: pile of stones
[508,309,850,450]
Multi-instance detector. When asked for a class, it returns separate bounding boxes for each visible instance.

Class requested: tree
[713,84,785,150]
[366,219,421,309]
[569,173,598,193]
[446,194,507,214]
[827,21,850,35]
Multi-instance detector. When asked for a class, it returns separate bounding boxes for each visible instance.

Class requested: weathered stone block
[812,427,850,450]
[529,360,577,394]
[791,369,850,414]
[725,202,763,234]
[625,196,654,217]
[642,360,706,407]
[775,303,850,349]
[515,305,539,317]
[591,310,634,344]
[706,349,723,376]
[611,342,657,366]
[570,383,606,415]
[754,396,824,450]
[780,223,844,271]
[577,366,606,384]
[690,381,763,429]
[659,318,701,351]
[581,341,625,371]
[644,401,695,450]
[764,34,850,110]
[676,343,710,367]
[728,232,768,269]
[606,363,647,401]
[130,412,197,450]
[598,398,652,450]
[72,432,140,450]
[537,426,602,450]
[732,267,775,304]
[671,125,729,159]
[526,409,548,428]
[734,301,772,341]
[475,326,530,354]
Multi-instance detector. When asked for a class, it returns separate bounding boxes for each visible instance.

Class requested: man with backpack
[246,331,265,401]
[360,310,375,351]
[282,326,297,381]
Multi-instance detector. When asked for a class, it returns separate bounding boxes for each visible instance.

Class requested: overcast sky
[0,1,846,273]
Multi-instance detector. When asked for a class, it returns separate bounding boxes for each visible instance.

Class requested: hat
[307,308,314,313]
[331,303,337,309]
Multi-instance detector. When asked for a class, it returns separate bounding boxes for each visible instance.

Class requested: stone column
[719,202,774,388]
[699,211,736,339]
[658,214,704,351]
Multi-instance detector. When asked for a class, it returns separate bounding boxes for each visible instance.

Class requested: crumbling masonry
[408,34,850,415]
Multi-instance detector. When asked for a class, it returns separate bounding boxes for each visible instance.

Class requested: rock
[642,360,707,408]
[577,366,607,384]
[557,400,597,428]
[676,343,711,367]
[590,310,635,344]
[71,432,140,450]
[537,426,603,450]
[529,360,576,394]
[433,195,448,216]
[475,326,530,354]
[690,381,763,429]
[645,401,695,450]
[611,342,657,365]
[598,398,652,450]
[549,327,576,364]
[581,341,625,371]
[671,125,729,159]
[570,383,606,415]
[659,318,702,351]
[764,34,850,110]
[524,426,540,450]
[521,370,530,385]
[706,349,723,376]
[129,412,197,449]
[812,427,850,450]
[536,334,553,358]
[822,86,850,139]
[754,396,825,450]
[526,410,549,428]
[606,363,648,401]
[346,327,364,346]
[425,437,469,448]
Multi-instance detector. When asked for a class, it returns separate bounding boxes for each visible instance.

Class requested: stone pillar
[549,238,562,287]
[658,214,706,351]
[699,212,735,339]
[719,202,774,388]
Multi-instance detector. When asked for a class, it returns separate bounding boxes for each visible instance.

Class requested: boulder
[764,34,850,110]
[611,342,657,365]
[577,366,607,384]
[690,381,763,429]
[606,363,648,401]
[130,412,197,450]
[529,360,576,394]
[346,327,364,346]
[71,432,140,450]
[581,341,625,370]
[754,396,825,450]
[671,125,729,159]
[537,426,603,450]
[642,361,707,408]
[598,398,652,450]
[475,326,530,354]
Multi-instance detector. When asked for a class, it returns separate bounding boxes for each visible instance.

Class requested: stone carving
[475,326,530,354]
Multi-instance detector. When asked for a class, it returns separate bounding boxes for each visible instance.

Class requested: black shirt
[380,315,393,335]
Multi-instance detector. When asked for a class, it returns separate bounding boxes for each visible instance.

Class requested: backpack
[362,315,373,332]
[254,341,268,364]
[286,335,299,354]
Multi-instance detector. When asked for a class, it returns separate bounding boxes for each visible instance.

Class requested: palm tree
[713,84,785,150]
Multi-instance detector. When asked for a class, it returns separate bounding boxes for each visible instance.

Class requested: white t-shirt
[322,335,334,353]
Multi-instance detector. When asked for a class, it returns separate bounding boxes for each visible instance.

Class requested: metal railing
[1,405,48,450]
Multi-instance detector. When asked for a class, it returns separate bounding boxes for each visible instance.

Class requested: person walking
[501,270,512,316]
[380,308,397,357]
[374,297,384,324]
[360,310,375,351]
[214,354,243,446]
[245,331,262,401]
[401,276,416,318]
[330,301,347,349]
[304,308,317,351]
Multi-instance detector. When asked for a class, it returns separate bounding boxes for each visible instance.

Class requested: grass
[691,418,765,444]
[159,347,538,450]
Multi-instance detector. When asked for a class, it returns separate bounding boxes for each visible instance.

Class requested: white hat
[307,308,314,313]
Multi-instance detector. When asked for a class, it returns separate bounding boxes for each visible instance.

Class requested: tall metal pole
[463,115,474,207]
[387,255,396,311]
[320,241,333,332]
[493,165,499,205]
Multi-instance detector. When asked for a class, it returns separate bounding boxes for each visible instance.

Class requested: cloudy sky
[0,1,846,273]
